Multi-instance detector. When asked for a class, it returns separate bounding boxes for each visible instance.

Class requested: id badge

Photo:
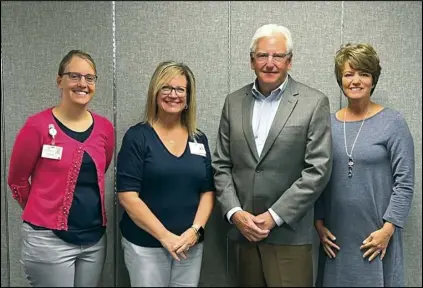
[41,145,63,160]
[189,142,206,157]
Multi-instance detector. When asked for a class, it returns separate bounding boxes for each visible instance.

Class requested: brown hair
[334,43,381,95]
[58,50,97,75]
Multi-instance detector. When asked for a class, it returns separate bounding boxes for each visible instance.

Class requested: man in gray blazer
[212,24,332,287]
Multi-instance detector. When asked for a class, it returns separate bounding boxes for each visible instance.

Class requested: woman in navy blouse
[117,61,215,287]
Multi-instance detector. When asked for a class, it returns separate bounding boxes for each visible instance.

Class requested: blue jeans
[20,222,106,287]
[122,236,204,287]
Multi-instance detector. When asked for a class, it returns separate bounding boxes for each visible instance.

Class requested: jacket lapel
[242,88,260,162]
[258,77,298,163]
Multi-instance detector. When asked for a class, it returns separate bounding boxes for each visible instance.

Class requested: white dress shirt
[226,77,289,226]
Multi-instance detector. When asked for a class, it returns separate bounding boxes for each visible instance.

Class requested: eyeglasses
[61,72,98,84]
[160,85,187,97]
[251,52,292,63]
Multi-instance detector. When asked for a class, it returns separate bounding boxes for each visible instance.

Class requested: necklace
[343,108,369,178]
[164,131,176,145]
[153,121,178,145]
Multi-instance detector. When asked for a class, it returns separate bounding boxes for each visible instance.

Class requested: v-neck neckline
[149,124,189,159]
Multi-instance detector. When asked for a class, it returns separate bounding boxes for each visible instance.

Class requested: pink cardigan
[8,107,115,230]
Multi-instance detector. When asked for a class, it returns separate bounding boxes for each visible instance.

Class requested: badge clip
[48,124,57,145]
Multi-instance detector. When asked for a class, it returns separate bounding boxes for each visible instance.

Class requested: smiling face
[341,61,373,100]
[57,56,96,107]
[250,34,292,94]
[156,74,188,117]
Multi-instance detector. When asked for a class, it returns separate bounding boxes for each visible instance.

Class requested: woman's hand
[173,227,198,255]
[158,231,186,261]
[315,220,340,258]
[360,222,395,262]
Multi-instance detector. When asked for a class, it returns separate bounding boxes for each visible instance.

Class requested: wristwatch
[191,224,204,240]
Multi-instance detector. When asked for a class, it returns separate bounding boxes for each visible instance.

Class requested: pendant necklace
[343,108,369,178]
[154,121,176,145]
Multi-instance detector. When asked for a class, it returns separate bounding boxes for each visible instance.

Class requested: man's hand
[231,210,269,242]
[255,211,277,231]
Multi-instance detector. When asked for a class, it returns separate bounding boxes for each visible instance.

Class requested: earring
[184,104,188,110]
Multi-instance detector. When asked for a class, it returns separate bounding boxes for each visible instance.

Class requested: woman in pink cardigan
[8,50,115,287]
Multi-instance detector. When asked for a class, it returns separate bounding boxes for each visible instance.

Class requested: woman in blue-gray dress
[314,43,415,287]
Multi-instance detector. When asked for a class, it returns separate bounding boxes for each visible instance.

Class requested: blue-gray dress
[315,108,415,287]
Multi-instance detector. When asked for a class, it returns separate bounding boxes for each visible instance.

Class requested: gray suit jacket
[212,76,332,245]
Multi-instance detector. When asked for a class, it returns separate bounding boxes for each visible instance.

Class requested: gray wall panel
[1,52,9,288]
[1,1,114,287]
[342,2,422,287]
[115,1,230,286]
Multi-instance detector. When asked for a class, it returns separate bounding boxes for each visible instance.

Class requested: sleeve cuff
[268,208,284,226]
[226,207,243,223]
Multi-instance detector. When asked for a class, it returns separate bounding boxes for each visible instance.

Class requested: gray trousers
[122,236,204,287]
[20,222,106,287]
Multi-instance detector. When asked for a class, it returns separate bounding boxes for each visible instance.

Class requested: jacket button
[255,169,262,173]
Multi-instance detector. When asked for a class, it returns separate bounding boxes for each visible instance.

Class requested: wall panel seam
[227,1,231,95]
[111,1,118,287]
[226,0,231,282]
[1,38,11,288]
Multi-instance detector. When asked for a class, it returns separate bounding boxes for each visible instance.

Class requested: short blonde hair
[334,43,382,95]
[144,61,198,137]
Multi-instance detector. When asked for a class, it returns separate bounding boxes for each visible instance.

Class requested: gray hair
[249,24,294,53]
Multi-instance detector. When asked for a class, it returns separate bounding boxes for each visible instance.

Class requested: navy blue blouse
[117,123,215,247]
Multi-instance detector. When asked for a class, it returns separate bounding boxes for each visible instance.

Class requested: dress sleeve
[382,114,415,228]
